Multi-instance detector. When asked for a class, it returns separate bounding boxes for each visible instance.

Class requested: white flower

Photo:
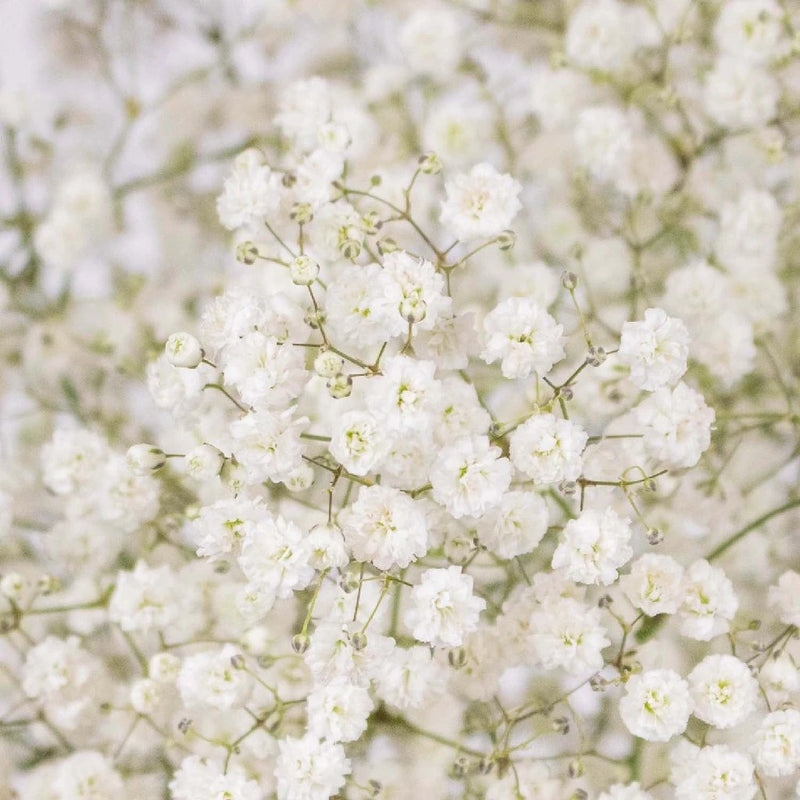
[329,410,389,477]
[429,435,512,519]
[230,409,307,485]
[529,596,610,674]
[481,296,565,379]
[187,496,268,560]
[222,331,308,410]
[55,751,124,800]
[476,489,549,559]
[363,355,442,434]
[621,554,684,616]
[509,413,588,485]
[374,646,446,710]
[170,756,262,800]
[674,745,756,800]
[704,57,778,130]
[619,669,692,742]
[275,734,350,800]
[216,149,283,230]
[552,507,633,585]
[688,654,759,729]
[184,443,225,481]
[165,331,204,368]
[714,0,785,64]
[635,381,715,469]
[486,762,562,800]
[41,428,110,495]
[715,190,782,275]
[398,6,467,78]
[574,106,634,185]
[109,560,201,635]
[679,559,739,641]
[405,566,486,648]
[378,250,451,332]
[769,570,800,626]
[341,485,429,570]
[565,0,647,72]
[618,308,689,391]
[130,678,162,715]
[753,709,800,776]
[177,645,253,711]
[306,680,374,743]
[440,162,522,241]
[238,514,315,602]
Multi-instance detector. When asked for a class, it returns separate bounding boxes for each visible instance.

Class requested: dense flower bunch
[2,1,800,800]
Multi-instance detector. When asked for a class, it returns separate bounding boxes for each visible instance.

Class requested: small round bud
[290,255,320,286]
[291,633,310,655]
[149,652,181,683]
[589,674,607,692]
[327,373,353,399]
[221,458,247,494]
[214,560,231,575]
[587,346,607,367]
[36,574,59,595]
[560,386,574,401]
[418,152,442,175]
[368,779,382,796]
[165,332,204,368]
[448,647,467,669]
[184,443,225,480]
[230,653,246,670]
[362,211,382,235]
[339,238,361,260]
[177,718,192,734]
[399,296,427,324]
[314,348,344,378]
[561,270,579,291]
[236,241,259,265]
[647,527,664,545]
[559,480,577,496]
[451,756,469,778]
[350,631,367,651]
[477,757,493,775]
[496,229,516,251]
[0,572,27,601]
[284,463,314,492]
[568,759,584,779]
[572,790,588,800]
[130,678,162,715]
[377,237,398,255]
[748,619,761,631]
[552,716,570,735]
[290,202,314,225]
[340,569,361,594]
[643,478,657,493]
[126,444,167,474]
[304,309,326,330]
[598,594,613,608]
[370,175,382,187]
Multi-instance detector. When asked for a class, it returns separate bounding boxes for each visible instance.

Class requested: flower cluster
[1,2,800,800]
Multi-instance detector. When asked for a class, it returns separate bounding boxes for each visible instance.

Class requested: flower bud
[165,332,204,368]
[230,653,246,670]
[221,459,247,494]
[36,574,59,595]
[647,527,664,545]
[126,444,167,474]
[290,202,314,225]
[362,210,382,235]
[290,255,320,286]
[177,718,192,734]
[419,152,442,175]
[560,385,574,401]
[184,443,225,480]
[552,716,570,735]
[327,373,353,399]
[448,647,467,669]
[568,759,584,778]
[340,570,361,594]
[339,238,361,260]
[149,652,181,683]
[561,270,579,290]
[399,296,427,324]
[559,480,577,496]
[377,237,398,255]
[284,463,314,492]
[130,678,162,715]
[0,572,26,601]
[314,348,344,378]
[350,631,367,651]
[304,309,326,329]
[587,345,606,367]
[236,241,259,265]
[291,633,309,654]
[496,229,516,251]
